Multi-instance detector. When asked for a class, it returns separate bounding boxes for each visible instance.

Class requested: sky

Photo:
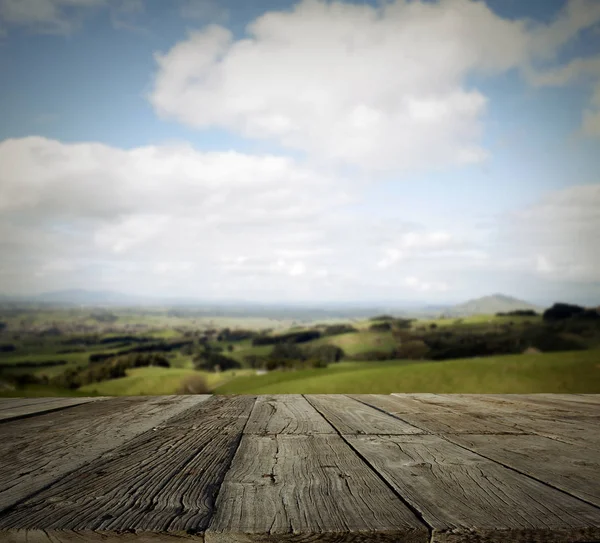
[0,0,599,306]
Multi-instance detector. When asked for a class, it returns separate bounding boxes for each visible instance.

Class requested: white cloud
[498,184,600,283]
[376,230,468,268]
[0,136,484,300]
[149,0,537,173]
[404,276,449,293]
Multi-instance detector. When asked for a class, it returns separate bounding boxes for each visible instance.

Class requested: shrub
[244,354,266,369]
[177,375,211,394]
[304,344,345,364]
[369,322,392,332]
[369,315,394,321]
[354,350,394,361]
[321,324,358,336]
[194,352,241,372]
[252,330,321,346]
[311,358,329,369]
[395,340,430,360]
[543,303,585,321]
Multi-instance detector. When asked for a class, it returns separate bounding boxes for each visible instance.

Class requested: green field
[316,330,397,355]
[214,349,600,394]
[78,366,255,396]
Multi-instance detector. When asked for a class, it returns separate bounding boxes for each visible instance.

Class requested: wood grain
[305,395,423,435]
[486,413,600,448]
[0,529,205,542]
[0,395,210,513]
[206,434,428,542]
[445,433,600,507]
[491,394,600,417]
[346,433,600,543]
[0,397,103,422]
[351,394,455,415]
[0,395,255,535]
[353,395,524,435]
[244,395,334,435]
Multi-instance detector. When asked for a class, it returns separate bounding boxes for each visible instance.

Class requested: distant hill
[445,294,542,317]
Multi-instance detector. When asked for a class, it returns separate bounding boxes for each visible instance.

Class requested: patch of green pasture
[215,349,600,395]
[78,366,254,396]
[314,330,397,355]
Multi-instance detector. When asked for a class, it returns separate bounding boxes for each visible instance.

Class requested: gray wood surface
[352,394,456,415]
[491,394,600,417]
[487,412,600,448]
[305,394,423,435]
[0,397,103,422]
[346,433,600,542]
[206,434,428,542]
[0,395,210,513]
[352,394,525,434]
[0,393,598,542]
[244,394,335,435]
[445,433,600,507]
[539,393,600,405]
[0,395,255,536]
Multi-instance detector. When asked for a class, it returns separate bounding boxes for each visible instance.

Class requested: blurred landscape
[1,291,598,397]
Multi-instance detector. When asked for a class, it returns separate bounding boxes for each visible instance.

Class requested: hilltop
[444,294,542,317]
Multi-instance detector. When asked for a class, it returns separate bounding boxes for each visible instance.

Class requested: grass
[78,366,255,396]
[414,314,543,328]
[214,349,600,394]
[316,330,397,355]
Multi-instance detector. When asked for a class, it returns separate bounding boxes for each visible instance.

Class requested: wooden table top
[0,393,598,542]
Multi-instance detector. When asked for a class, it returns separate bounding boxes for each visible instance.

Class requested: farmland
[1,303,599,397]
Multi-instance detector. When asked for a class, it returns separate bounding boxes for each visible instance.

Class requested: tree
[543,303,585,321]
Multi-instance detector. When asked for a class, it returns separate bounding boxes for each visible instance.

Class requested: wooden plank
[352,394,456,415]
[0,395,210,513]
[487,413,600,448]
[0,398,64,410]
[244,394,335,435]
[0,530,204,542]
[492,394,600,417]
[206,434,428,542]
[446,434,600,507]
[346,434,600,542]
[305,394,423,435]
[0,395,255,536]
[539,394,600,405]
[0,397,103,422]
[394,393,596,420]
[354,395,525,435]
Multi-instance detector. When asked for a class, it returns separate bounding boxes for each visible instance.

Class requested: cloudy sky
[0,0,599,305]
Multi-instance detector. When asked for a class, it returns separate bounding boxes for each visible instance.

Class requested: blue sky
[0,0,599,306]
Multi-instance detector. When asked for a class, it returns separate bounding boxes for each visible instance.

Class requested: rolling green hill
[214,349,600,395]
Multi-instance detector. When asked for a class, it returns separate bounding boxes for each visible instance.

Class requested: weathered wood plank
[0,397,103,422]
[354,395,525,435]
[492,394,600,417]
[351,394,456,415]
[0,395,210,513]
[394,393,598,421]
[539,393,600,405]
[487,413,600,448]
[0,398,65,410]
[244,394,335,435]
[346,434,600,542]
[0,529,204,542]
[305,395,423,435]
[206,434,428,543]
[446,434,600,507]
[0,395,255,536]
